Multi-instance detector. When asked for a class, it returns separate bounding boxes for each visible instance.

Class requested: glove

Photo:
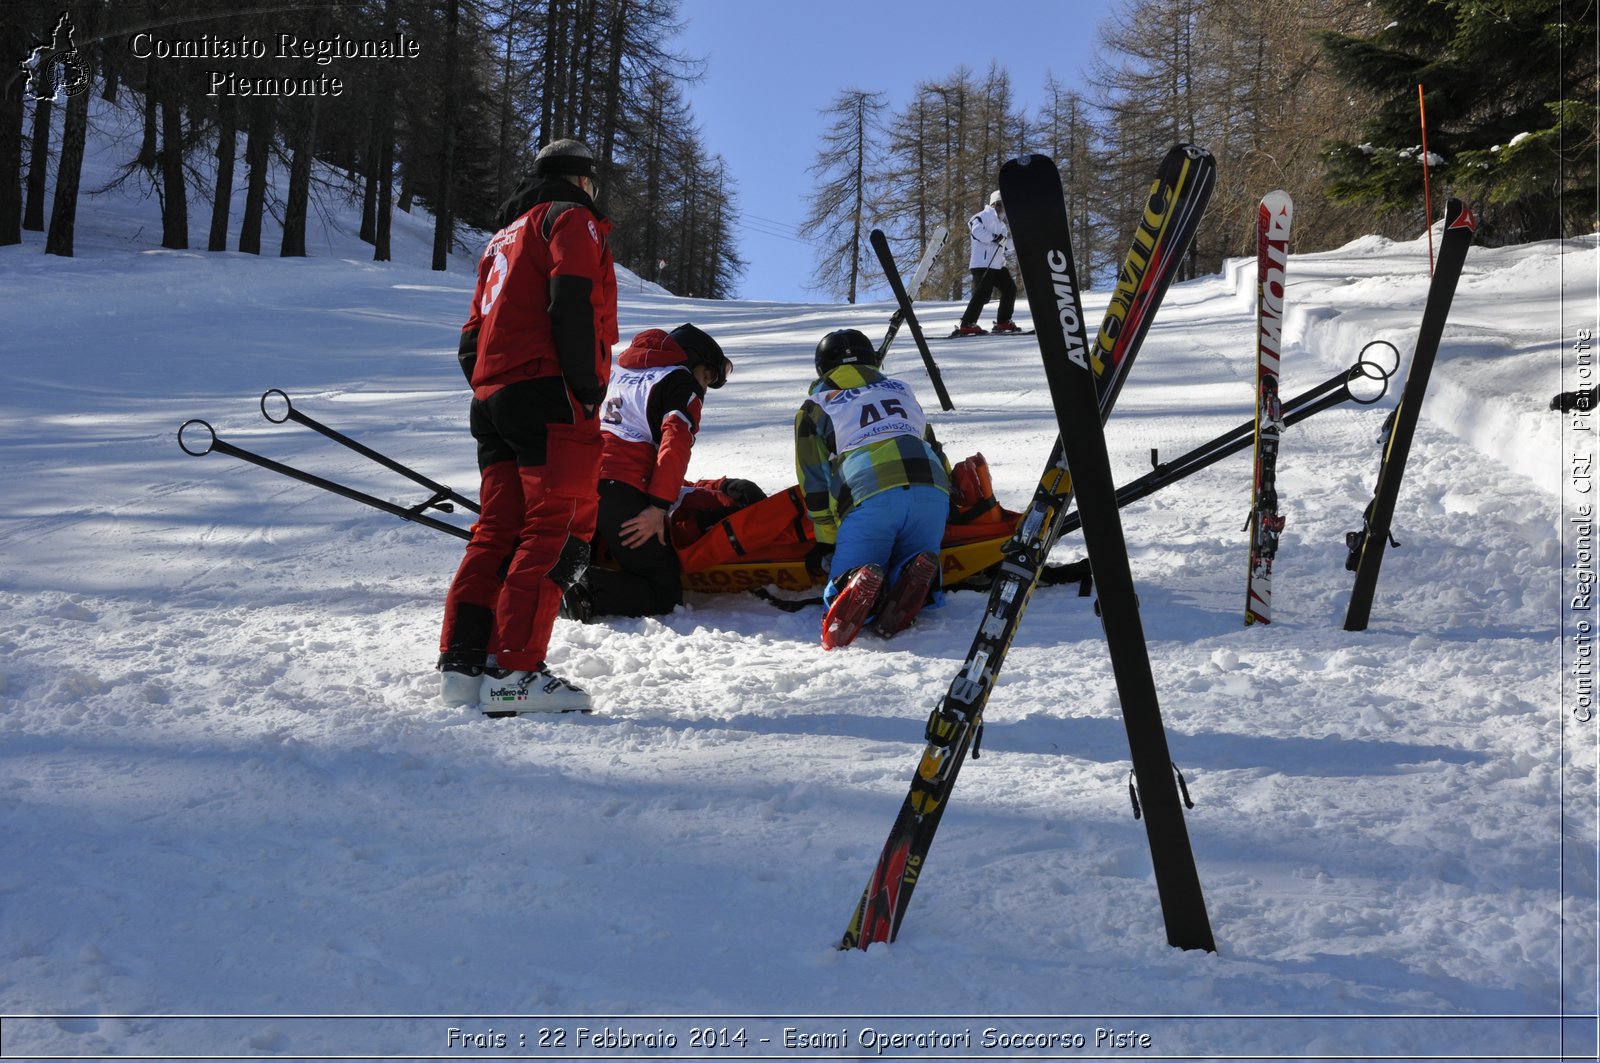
[804,544,834,581]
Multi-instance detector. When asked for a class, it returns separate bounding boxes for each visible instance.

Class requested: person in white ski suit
[954,190,1021,336]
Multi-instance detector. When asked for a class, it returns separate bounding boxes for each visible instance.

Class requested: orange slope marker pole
[1419,83,1435,275]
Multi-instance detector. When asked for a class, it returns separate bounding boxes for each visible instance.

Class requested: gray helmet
[534,138,597,180]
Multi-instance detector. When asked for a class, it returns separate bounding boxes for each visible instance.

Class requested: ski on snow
[870,228,954,411]
[940,328,1035,339]
[878,225,948,360]
[1245,191,1294,625]
[1343,199,1477,631]
[839,144,1216,952]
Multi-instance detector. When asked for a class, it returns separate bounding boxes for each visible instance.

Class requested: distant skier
[563,323,732,621]
[951,190,1022,337]
[795,329,952,649]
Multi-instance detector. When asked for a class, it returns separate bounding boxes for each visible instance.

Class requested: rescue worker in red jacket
[437,138,618,716]
[563,324,731,620]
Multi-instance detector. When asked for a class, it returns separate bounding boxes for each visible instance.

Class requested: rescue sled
[666,483,1023,596]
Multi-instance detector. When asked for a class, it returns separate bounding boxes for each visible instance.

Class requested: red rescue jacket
[598,329,705,507]
[459,179,619,405]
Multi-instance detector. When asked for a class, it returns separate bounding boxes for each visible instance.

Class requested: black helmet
[670,323,731,389]
[814,328,881,378]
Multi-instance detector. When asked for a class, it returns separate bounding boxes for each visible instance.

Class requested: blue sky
[671,0,1119,302]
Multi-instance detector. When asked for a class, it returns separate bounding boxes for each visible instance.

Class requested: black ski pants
[960,267,1016,327]
[587,480,684,618]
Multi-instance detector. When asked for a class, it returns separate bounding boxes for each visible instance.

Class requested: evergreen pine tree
[1320,0,1596,242]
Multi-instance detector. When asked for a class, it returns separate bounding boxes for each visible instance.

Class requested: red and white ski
[1245,190,1293,625]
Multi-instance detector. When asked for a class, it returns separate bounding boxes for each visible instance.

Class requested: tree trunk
[359,123,378,244]
[44,70,89,256]
[208,94,236,252]
[280,96,318,257]
[397,116,415,214]
[138,61,157,166]
[238,99,272,254]
[159,81,188,249]
[495,11,514,209]
[642,83,662,280]
[23,98,50,231]
[373,0,396,262]
[0,44,23,246]
[848,103,863,304]
[571,0,594,139]
[594,0,629,201]
[374,121,394,262]
[99,48,118,102]
[430,0,459,271]
[539,0,560,143]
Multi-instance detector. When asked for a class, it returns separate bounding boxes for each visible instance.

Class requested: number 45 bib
[820,377,927,453]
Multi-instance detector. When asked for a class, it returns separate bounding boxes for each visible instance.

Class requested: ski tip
[1260,188,1292,212]
[1446,200,1477,233]
[1006,153,1053,170]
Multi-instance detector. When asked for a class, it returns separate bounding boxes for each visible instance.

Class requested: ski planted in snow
[870,228,954,411]
[840,143,1216,951]
[1006,153,1215,952]
[879,225,948,360]
[1245,190,1293,625]
[1343,199,1477,631]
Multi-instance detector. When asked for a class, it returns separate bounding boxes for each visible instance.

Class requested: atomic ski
[870,228,954,411]
[840,143,1216,951]
[879,225,948,360]
[1343,199,1477,631]
[1006,153,1215,952]
[1245,190,1293,625]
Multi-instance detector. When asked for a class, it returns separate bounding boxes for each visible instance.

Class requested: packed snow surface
[1,104,1595,1061]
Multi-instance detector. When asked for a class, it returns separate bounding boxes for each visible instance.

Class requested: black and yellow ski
[840,144,1216,951]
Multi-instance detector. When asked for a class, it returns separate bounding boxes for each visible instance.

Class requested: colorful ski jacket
[599,329,706,507]
[458,178,618,407]
[794,364,951,544]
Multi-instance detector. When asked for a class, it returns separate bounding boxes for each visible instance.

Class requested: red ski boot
[872,551,939,638]
[821,564,885,649]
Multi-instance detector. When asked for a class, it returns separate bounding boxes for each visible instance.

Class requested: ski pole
[178,419,472,541]
[879,224,948,361]
[870,229,954,411]
[260,390,479,514]
[1143,342,1397,482]
[1053,343,1398,539]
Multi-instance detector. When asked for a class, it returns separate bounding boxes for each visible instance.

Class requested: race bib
[817,377,927,453]
[600,364,686,444]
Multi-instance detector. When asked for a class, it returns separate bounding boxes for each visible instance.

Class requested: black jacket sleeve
[644,370,701,442]
[457,326,479,383]
[548,274,603,408]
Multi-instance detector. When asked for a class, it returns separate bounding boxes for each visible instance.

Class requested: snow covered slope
[0,100,1594,1060]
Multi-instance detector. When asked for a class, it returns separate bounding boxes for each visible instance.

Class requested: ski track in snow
[0,96,1594,1060]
